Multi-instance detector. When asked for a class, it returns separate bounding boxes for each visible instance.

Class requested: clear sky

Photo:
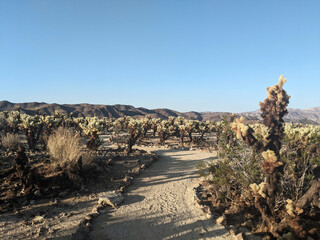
[1,0,319,113]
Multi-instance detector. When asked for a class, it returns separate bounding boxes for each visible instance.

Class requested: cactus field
[0,76,319,239]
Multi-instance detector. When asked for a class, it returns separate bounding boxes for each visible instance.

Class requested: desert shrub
[197,139,262,205]
[47,127,83,167]
[0,133,21,152]
[47,127,96,185]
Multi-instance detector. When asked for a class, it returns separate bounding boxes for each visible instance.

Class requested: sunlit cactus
[7,111,21,133]
[185,120,198,142]
[140,115,152,140]
[157,120,170,145]
[79,117,104,150]
[178,124,187,147]
[151,118,161,137]
[125,119,142,153]
[229,76,306,238]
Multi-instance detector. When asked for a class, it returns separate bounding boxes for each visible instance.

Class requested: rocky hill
[0,101,319,124]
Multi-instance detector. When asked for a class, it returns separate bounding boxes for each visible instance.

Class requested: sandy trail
[90,148,232,240]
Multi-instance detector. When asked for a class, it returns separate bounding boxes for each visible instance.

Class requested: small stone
[124,175,133,183]
[229,229,236,236]
[140,164,146,169]
[91,207,99,214]
[216,215,226,225]
[66,212,73,217]
[32,215,44,224]
[131,167,140,175]
[59,212,66,217]
[30,200,35,205]
[235,232,247,240]
[98,191,124,208]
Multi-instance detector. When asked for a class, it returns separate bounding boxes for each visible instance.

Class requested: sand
[90,148,232,240]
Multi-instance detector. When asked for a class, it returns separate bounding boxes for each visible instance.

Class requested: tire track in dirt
[89,148,233,240]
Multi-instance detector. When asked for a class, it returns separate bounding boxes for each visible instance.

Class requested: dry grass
[1,133,20,152]
[47,127,95,170]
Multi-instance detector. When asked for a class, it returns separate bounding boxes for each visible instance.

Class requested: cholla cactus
[157,120,170,145]
[284,123,320,152]
[151,118,161,137]
[126,119,142,153]
[174,116,185,125]
[19,113,45,151]
[79,117,104,150]
[260,75,290,156]
[7,111,21,133]
[0,111,9,134]
[178,124,187,147]
[185,120,198,142]
[140,115,152,140]
[116,116,131,130]
[230,76,298,238]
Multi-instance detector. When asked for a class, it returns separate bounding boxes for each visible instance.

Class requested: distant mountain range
[0,101,319,124]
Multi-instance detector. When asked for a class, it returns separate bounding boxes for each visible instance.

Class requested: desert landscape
[2,1,320,240]
[0,77,320,240]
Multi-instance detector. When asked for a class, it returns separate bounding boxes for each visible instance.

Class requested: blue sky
[1,0,319,112]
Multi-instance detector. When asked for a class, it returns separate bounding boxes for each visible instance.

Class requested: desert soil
[90,148,233,240]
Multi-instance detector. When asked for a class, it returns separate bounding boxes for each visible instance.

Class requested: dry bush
[1,133,21,152]
[47,127,96,179]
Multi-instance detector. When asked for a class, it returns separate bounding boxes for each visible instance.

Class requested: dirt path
[90,148,233,240]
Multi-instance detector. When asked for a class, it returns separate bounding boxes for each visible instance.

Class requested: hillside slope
[1,101,319,124]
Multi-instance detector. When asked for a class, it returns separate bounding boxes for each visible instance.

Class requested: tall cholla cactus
[230,76,301,238]
[151,118,161,137]
[79,116,104,150]
[185,120,198,142]
[178,124,187,147]
[157,120,169,145]
[116,116,131,130]
[0,111,8,134]
[140,115,152,140]
[126,119,142,153]
[7,111,21,133]
[260,75,290,156]
[19,113,45,151]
